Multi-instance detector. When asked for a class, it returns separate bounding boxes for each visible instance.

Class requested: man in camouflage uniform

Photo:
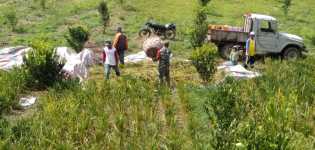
[155,41,172,86]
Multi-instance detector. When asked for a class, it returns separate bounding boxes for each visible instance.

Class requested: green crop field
[1,0,315,149]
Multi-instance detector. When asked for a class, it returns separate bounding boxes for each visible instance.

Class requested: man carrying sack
[153,41,172,86]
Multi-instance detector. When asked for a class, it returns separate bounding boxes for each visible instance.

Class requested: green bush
[23,38,63,89]
[98,1,110,33]
[190,44,217,82]
[0,69,27,114]
[66,25,90,53]
[3,9,18,31]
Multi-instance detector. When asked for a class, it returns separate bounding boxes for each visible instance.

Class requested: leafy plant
[3,9,18,31]
[190,7,208,48]
[23,38,63,89]
[190,44,217,82]
[66,25,90,53]
[98,1,110,33]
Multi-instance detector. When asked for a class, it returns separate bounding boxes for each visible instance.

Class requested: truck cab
[208,13,307,60]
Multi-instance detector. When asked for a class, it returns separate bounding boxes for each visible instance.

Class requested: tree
[282,0,292,16]
[98,1,110,33]
[66,25,90,53]
[190,7,208,48]
[190,0,211,48]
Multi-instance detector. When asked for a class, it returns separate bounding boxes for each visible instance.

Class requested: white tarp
[124,51,151,63]
[0,47,31,70]
[124,51,173,63]
[0,46,94,81]
[19,96,37,107]
[218,61,261,79]
[55,47,94,82]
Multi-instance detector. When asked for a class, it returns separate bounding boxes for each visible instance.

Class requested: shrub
[0,69,27,114]
[65,25,90,53]
[98,1,110,33]
[23,38,63,89]
[190,7,208,48]
[3,9,18,31]
[190,44,217,82]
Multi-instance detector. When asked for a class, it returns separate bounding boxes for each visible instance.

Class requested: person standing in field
[245,32,256,68]
[113,27,128,66]
[103,41,120,79]
[229,45,241,65]
[154,41,172,86]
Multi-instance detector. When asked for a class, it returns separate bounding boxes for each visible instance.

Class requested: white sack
[19,96,37,107]
[55,47,94,82]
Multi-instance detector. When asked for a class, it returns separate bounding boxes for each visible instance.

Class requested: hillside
[1,0,315,149]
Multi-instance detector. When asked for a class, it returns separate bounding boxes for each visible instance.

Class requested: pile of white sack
[55,47,94,82]
[218,61,261,79]
[0,46,95,82]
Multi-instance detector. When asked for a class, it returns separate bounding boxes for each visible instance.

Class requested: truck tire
[219,44,234,59]
[283,47,301,60]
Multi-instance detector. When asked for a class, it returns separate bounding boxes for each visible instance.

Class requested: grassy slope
[1,0,314,52]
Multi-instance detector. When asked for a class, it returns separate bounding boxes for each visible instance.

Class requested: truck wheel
[283,47,301,60]
[219,44,234,59]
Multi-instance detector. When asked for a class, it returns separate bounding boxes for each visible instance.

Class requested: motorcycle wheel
[139,29,151,38]
[165,30,176,40]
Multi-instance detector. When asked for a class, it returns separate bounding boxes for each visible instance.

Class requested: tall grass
[0,69,27,114]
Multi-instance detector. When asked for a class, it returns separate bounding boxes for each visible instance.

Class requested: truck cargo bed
[208,29,249,44]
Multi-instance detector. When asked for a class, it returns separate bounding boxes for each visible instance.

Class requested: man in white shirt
[102,41,120,79]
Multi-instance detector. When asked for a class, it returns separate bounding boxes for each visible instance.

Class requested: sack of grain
[142,36,163,58]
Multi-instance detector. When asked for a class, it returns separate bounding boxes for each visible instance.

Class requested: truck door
[256,20,278,54]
